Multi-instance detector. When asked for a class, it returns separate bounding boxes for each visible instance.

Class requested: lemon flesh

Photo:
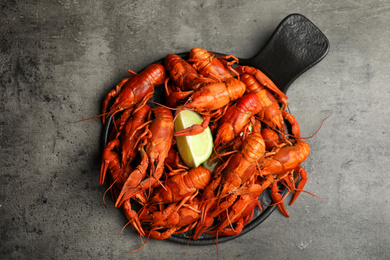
[174,110,213,168]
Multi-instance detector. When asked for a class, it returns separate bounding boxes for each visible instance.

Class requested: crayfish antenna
[290,189,324,204]
[216,231,219,260]
[184,237,191,256]
[70,112,108,124]
[148,100,180,111]
[301,114,331,140]
[171,97,193,123]
[127,233,151,254]
[103,180,117,206]
[148,100,185,117]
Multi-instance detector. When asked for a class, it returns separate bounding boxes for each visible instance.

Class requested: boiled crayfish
[98,48,321,250]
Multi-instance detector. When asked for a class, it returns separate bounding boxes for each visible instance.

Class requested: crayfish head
[296,140,310,163]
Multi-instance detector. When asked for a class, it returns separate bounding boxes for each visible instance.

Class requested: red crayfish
[96,48,322,253]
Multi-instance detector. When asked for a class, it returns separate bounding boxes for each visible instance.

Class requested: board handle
[240,13,330,94]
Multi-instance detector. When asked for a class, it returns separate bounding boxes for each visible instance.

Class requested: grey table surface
[1,1,389,259]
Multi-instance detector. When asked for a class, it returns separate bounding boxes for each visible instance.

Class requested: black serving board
[101,13,329,245]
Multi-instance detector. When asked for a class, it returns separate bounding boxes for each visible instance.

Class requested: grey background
[1,1,389,259]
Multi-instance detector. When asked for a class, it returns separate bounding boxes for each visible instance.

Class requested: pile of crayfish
[100,48,315,243]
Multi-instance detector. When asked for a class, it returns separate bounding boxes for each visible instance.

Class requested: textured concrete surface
[1,1,390,259]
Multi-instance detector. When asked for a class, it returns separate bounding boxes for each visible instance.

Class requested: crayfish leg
[100,139,121,185]
[115,148,149,207]
[102,78,130,124]
[122,200,145,237]
[173,115,211,136]
[289,166,307,205]
[270,182,290,218]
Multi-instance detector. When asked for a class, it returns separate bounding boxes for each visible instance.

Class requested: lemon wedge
[174,110,213,168]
